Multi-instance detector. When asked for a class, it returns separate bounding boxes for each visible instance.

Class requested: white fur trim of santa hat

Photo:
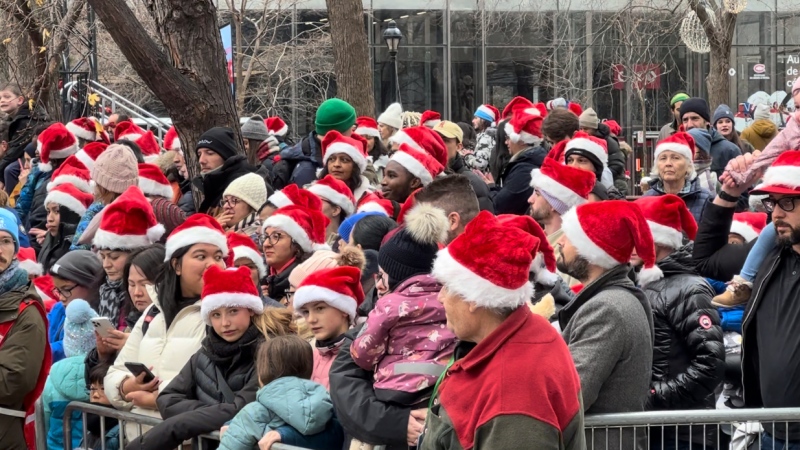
[476,105,498,123]
[729,221,759,243]
[388,130,424,153]
[118,132,143,142]
[355,126,380,139]
[48,143,80,161]
[164,226,229,261]
[322,142,367,172]
[293,285,357,321]
[139,177,173,199]
[272,123,288,136]
[66,122,97,142]
[262,214,313,253]
[307,184,355,215]
[18,260,43,276]
[44,190,89,216]
[231,245,267,278]
[356,202,390,216]
[390,150,433,186]
[760,165,800,190]
[268,190,293,208]
[201,292,264,325]
[94,224,166,251]
[144,154,160,163]
[566,137,608,165]
[75,151,95,172]
[504,122,540,145]
[529,169,588,209]
[560,207,620,269]
[530,252,560,286]
[654,142,693,162]
[647,220,684,250]
[47,175,91,194]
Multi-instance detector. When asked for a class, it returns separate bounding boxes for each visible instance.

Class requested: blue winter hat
[0,208,20,253]
[64,299,98,358]
[688,128,712,157]
[712,104,735,127]
[337,211,383,244]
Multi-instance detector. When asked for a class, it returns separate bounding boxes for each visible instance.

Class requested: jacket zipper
[740,254,780,403]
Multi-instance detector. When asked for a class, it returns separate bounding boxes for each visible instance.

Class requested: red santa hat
[565,131,609,166]
[497,214,558,285]
[308,175,356,215]
[94,186,165,250]
[266,117,288,137]
[654,131,695,163]
[395,189,420,225]
[388,143,444,186]
[561,201,663,286]
[113,121,145,142]
[354,116,380,139]
[420,110,442,129]
[389,126,447,168]
[44,183,94,216]
[357,194,397,218]
[321,131,368,173]
[200,265,264,325]
[163,126,181,153]
[530,157,594,214]
[293,266,364,321]
[603,119,622,136]
[46,155,91,193]
[74,142,108,173]
[136,131,161,162]
[37,123,78,172]
[18,247,42,276]
[505,108,543,145]
[138,163,173,198]
[262,205,330,252]
[66,117,108,143]
[474,104,500,126]
[432,211,535,309]
[33,275,57,312]
[751,150,800,195]
[226,232,266,278]
[267,184,322,211]
[634,194,698,250]
[502,96,534,119]
[567,102,583,117]
[164,213,229,261]
[730,212,768,243]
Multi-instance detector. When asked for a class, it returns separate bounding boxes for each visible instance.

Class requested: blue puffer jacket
[42,356,89,450]
[47,301,66,362]
[70,201,105,251]
[278,133,322,189]
[219,376,336,450]
[643,177,713,225]
[15,165,50,227]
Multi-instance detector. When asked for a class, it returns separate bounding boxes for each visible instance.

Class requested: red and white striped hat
[355,116,380,139]
[294,266,364,321]
[321,131,369,173]
[432,211,536,308]
[529,158,594,213]
[474,104,500,126]
[634,194,698,250]
[66,117,108,143]
[46,155,91,193]
[38,123,78,172]
[389,126,448,169]
[654,131,695,162]
[308,175,356,215]
[74,142,108,173]
[266,117,288,137]
[497,214,559,285]
[504,107,543,145]
[226,232,266,278]
[113,121,145,142]
[135,131,161,162]
[163,126,181,153]
[262,205,330,252]
[388,143,444,186]
[94,186,164,250]
[267,184,322,211]
[420,110,442,128]
[730,212,768,243]
[164,213,228,261]
[44,183,94,216]
[138,163,172,198]
[565,131,609,167]
[18,247,42,276]
[751,150,800,195]
[200,265,264,325]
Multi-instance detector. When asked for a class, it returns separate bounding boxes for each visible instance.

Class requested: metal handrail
[87,80,170,140]
[585,407,800,427]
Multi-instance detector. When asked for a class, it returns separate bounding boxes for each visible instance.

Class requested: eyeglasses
[0,238,14,248]
[219,196,241,208]
[284,291,295,303]
[762,197,800,213]
[263,232,287,246]
[53,284,78,299]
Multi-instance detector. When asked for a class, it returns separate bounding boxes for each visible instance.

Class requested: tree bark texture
[86,0,243,211]
[326,0,375,116]
[690,1,736,111]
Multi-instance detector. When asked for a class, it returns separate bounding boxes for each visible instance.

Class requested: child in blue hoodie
[219,334,343,450]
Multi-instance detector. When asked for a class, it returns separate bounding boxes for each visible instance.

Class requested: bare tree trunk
[86,0,243,211]
[325,0,374,115]
[707,44,732,111]
[690,1,737,111]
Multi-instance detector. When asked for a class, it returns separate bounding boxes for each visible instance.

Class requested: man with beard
[527,158,595,287]
[693,150,800,448]
[555,200,658,450]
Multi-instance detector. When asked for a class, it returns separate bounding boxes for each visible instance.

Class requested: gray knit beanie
[50,250,105,288]
[241,115,270,142]
[93,144,139,194]
[579,108,599,129]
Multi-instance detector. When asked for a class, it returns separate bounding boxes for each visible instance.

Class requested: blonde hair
[94,184,119,205]
[254,307,297,337]
[402,111,421,129]
[0,190,10,207]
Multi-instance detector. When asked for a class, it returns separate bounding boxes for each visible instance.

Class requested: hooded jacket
[274,132,322,190]
[465,126,495,172]
[643,177,712,225]
[708,128,742,176]
[39,222,77,274]
[488,145,546,215]
[196,155,258,214]
[47,301,67,362]
[741,119,778,151]
[42,355,89,450]
[0,103,42,175]
[219,376,338,450]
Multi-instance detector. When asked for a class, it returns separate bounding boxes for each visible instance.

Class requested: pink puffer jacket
[728,113,800,186]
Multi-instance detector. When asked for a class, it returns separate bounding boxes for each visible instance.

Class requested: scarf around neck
[98,279,125,326]
[0,260,29,296]
[204,324,263,364]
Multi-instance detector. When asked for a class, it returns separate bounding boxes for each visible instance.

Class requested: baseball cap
[434,120,463,143]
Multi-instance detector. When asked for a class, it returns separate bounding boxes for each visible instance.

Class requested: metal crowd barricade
[584,407,800,449]
[34,397,47,450]
[61,401,313,450]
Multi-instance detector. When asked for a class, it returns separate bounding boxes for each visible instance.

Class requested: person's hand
[473,169,494,185]
[29,228,45,238]
[17,159,29,183]
[460,148,474,156]
[407,408,426,446]
[258,430,282,450]
[95,332,116,359]
[215,212,233,229]
[122,370,160,394]
[101,330,129,351]
[125,390,158,409]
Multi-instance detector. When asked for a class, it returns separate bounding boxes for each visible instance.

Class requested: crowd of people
[0,76,798,450]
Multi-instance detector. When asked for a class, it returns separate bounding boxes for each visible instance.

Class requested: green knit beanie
[315,98,357,136]
[670,93,690,106]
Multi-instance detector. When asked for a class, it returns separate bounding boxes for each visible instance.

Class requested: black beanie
[679,97,711,123]
[196,127,238,161]
[378,228,439,291]
[564,148,603,181]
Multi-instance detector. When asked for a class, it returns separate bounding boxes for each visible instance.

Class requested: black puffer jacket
[489,145,547,215]
[447,154,494,213]
[644,246,725,411]
[596,123,626,181]
[195,155,258,214]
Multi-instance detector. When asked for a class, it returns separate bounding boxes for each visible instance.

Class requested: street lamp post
[383,20,403,106]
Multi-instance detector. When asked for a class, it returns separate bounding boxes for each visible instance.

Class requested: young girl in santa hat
[39,183,93,273]
[125,265,295,450]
